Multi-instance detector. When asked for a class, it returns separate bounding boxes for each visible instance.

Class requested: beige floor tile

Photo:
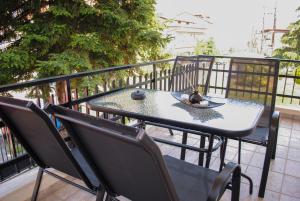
[275,145,289,159]
[270,158,286,174]
[280,194,300,201]
[266,171,284,193]
[289,138,300,150]
[227,139,239,148]
[287,148,300,162]
[285,160,300,178]
[225,146,238,161]
[242,143,258,152]
[279,128,292,137]
[245,166,262,186]
[291,129,300,139]
[64,188,95,201]
[280,118,293,129]
[233,149,255,165]
[256,146,267,154]
[281,175,300,198]
[167,147,182,158]
[277,136,290,147]
[185,150,200,164]
[292,121,300,131]
[249,153,265,168]
[262,190,281,201]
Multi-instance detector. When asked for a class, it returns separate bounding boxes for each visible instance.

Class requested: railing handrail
[0,56,299,93]
[0,58,174,92]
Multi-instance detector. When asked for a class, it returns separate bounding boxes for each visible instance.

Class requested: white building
[159,12,212,56]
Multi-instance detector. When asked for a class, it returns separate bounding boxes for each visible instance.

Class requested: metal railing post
[65,79,72,109]
[153,64,157,90]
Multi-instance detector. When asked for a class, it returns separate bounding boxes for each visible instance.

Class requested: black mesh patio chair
[0,97,105,201]
[224,58,280,197]
[169,55,214,94]
[143,55,220,168]
[46,104,241,201]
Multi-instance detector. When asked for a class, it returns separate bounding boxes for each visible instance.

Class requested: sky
[156,0,299,51]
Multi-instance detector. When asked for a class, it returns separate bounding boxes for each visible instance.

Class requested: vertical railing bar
[184,65,188,91]
[242,67,247,97]
[163,70,167,91]
[188,64,191,91]
[126,77,130,87]
[65,79,72,109]
[264,65,272,105]
[73,88,79,111]
[290,69,297,104]
[94,86,100,117]
[159,70,162,90]
[282,66,288,103]
[133,75,136,87]
[84,87,90,115]
[258,65,263,101]
[215,63,218,93]
[139,75,142,89]
[202,63,205,92]
[36,86,41,107]
[195,63,199,93]
[235,64,239,96]
[153,64,157,90]
[250,65,255,99]
[167,69,171,91]
[145,74,148,89]
[174,67,178,91]
[191,63,195,90]
[221,62,226,94]
[150,72,153,89]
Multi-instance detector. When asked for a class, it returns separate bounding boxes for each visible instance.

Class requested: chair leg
[231,165,241,201]
[219,137,227,172]
[258,132,275,197]
[238,140,241,164]
[168,129,174,136]
[96,189,105,201]
[241,173,253,194]
[271,126,279,159]
[205,135,214,168]
[238,139,253,194]
[31,168,44,201]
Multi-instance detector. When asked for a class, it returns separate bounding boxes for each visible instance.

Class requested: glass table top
[88,88,264,137]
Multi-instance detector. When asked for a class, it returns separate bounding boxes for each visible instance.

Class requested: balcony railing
[0,55,299,181]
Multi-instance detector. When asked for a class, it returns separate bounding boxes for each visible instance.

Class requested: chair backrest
[0,97,95,189]
[169,55,214,95]
[225,58,279,127]
[46,104,180,201]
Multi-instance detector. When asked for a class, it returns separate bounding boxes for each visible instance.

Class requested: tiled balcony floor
[0,116,300,201]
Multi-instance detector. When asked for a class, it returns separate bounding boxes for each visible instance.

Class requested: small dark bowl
[131,90,146,100]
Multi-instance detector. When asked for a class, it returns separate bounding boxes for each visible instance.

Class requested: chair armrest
[207,162,241,201]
